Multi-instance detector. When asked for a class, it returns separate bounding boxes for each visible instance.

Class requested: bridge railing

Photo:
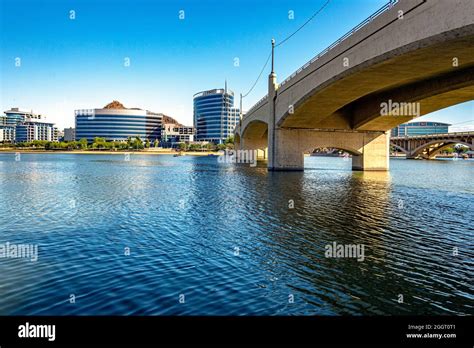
[279,0,398,89]
[246,95,269,116]
[245,0,398,117]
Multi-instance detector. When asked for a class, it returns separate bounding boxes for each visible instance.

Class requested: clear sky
[1,0,472,131]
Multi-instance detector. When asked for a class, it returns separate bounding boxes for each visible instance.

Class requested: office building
[64,127,76,141]
[160,123,195,147]
[2,108,57,143]
[15,121,56,142]
[75,101,162,143]
[193,85,240,143]
[391,122,450,137]
[0,126,15,143]
[4,108,42,126]
[0,115,14,142]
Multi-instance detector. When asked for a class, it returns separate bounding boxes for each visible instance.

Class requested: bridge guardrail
[278,0,398,89]
[246,95,269,116]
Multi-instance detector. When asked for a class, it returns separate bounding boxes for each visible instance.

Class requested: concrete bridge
[391,131,474,159]
[235,0,474,171]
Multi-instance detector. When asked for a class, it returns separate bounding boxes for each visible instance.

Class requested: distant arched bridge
[235,0,474,171]
[391,131,474,159]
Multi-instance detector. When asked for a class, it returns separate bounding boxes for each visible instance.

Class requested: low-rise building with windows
[160,123,195,147]
[0,126,15,143]
[15,120,57,142]
[64,127,76,141]
[391,121,451,137]
[1,108,57,143]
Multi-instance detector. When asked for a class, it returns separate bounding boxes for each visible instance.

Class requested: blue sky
[1,0,472,131]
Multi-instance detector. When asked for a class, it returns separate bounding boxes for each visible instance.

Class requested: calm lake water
[0,153,472,315]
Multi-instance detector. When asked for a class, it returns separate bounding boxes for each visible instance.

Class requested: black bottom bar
[0,316,472,346]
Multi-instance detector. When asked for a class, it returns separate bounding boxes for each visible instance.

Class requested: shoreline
[0,149,220,156]
[0,150,469,159]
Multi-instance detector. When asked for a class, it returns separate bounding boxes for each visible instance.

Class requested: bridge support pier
[263,49,391,172]
[268,128,304,171]
[238,136,268,163]
[351,131,390,171]
[268,128,390,171]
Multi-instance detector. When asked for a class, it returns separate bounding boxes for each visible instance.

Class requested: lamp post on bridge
[268,38,278,170]
[271,38,275,74]
[239,93,242,121]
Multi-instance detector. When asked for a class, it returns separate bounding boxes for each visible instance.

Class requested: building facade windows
[64,127,76,141]
[75,109,162,143]
[0,126,15,142]
[15,122,56,142]
[1,108,57,143]
[391,122,451,137]
[160,123,195,147]
[193,87,240,143]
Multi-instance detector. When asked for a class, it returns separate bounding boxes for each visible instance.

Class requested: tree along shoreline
[0,136,235,152]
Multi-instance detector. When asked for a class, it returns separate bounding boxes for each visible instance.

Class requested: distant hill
[103,100,126,109]
[162,115,183,126]
[102,100,183,126]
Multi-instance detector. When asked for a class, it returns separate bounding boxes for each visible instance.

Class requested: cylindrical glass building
[193,88,240,143]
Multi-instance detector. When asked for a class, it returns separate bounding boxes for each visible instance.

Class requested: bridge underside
[240,121,268,160]
[239,120,391,171]
[278,33,474,131]
[237,1,474,172]
[268,129,390,171]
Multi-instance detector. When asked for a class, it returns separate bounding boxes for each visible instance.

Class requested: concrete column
[269,128,389,171]
[234,134,241,151]
[270,128,304,170]
[267,72,280,171]
[352,131,390,171]
[406,139,416,159]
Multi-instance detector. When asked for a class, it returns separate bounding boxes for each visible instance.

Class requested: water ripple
[0,154,472,315]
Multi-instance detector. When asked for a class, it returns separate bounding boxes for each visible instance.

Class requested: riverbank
[0,149,220,156]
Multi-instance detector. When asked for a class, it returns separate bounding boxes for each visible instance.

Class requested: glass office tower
[193,87,240,143]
